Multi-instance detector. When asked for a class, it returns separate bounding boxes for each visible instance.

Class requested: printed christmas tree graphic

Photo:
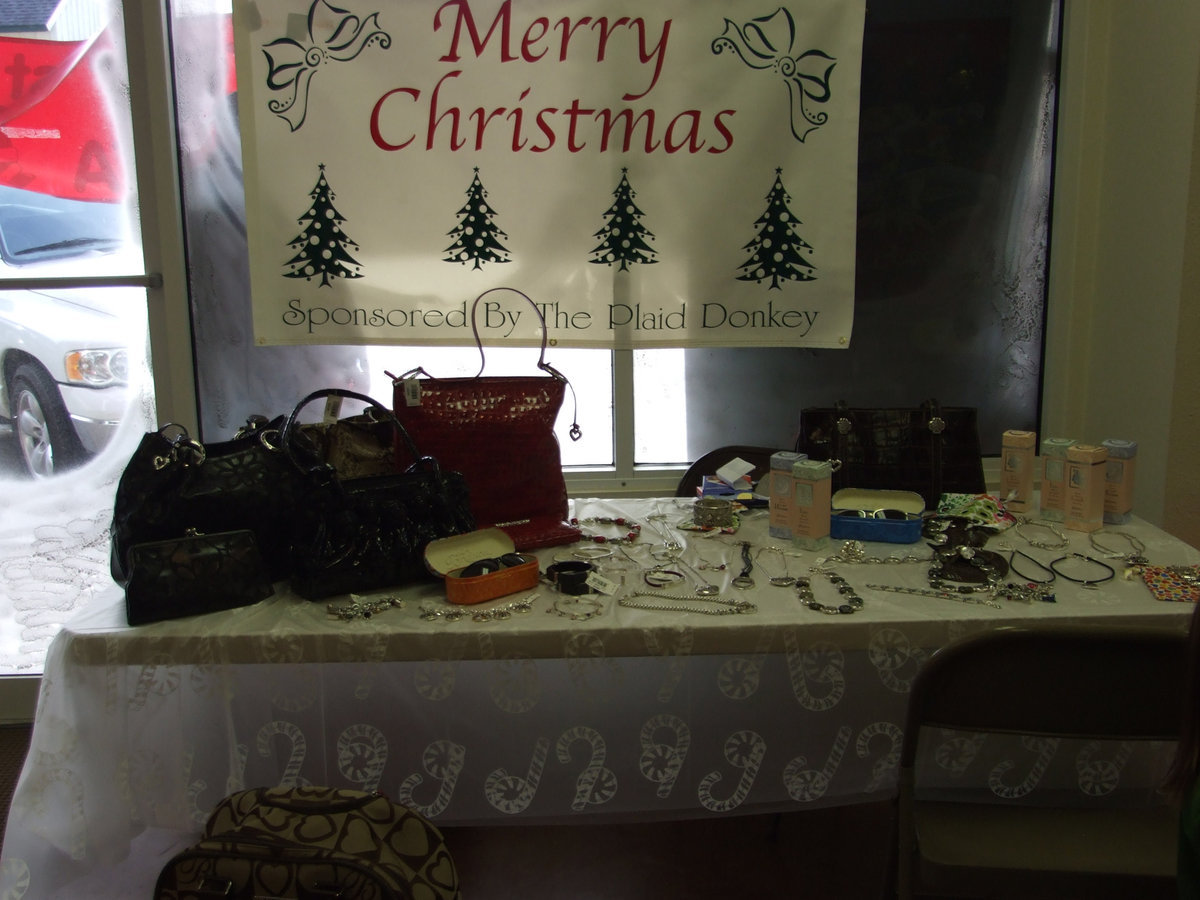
[445,168,511,269]
[736,168,816,289]
[282,164,364,287]
[589,168,658,271]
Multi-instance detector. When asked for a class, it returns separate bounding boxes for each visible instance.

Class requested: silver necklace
[1014,519,1070,551]
[1088,530,1149,566]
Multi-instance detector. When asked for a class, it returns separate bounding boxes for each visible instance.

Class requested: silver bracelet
[866,583,1003,609]
[328,595,405,620]
[619,591,756,616]
[547,595,604,621]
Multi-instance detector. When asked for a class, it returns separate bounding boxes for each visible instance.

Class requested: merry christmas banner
[233,0,865,348]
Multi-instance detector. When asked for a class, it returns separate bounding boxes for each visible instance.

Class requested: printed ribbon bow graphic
[712,7,837,143]
[262,0,391,132]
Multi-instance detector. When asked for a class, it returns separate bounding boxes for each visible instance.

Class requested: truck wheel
[10,363,86,478]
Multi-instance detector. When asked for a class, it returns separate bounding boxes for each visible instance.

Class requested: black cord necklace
[1049,552,1115,586]
[1007,548,1056,585]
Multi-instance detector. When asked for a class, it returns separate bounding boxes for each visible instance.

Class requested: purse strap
[280,388,432,478]
[387,286,581,441]
[924,398,946,503]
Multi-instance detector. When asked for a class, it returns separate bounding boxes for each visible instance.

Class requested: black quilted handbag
[795,399,986,509]
[154,786,461,900]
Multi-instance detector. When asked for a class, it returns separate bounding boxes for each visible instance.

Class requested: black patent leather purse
[282,389,476,600]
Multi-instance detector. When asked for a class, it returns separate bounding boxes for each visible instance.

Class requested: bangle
[644,568,685,588]
[545,561,595,595]
[1049,553,1115,586]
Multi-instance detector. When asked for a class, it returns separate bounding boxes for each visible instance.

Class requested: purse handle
[279,388,434,478]
[387,287,581,441]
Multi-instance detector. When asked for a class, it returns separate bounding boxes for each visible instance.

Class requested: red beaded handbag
[390,287,582,550]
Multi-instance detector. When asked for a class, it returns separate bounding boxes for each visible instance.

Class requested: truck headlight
[65,349,128,386]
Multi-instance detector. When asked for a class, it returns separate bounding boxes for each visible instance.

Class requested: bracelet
[619,591,756,616]
[644,568,685,588]
[1049,552,1115,586]
[545,561,595,595]
[547,595,604,621]
[327,595,404,620]
[795,570,863,615]
[866,582,1003,609]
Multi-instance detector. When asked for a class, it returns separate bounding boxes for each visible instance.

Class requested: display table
[2,497,1196,898]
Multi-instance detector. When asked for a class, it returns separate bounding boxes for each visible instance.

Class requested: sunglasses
[457,553,531,578]
[833,508,920,521]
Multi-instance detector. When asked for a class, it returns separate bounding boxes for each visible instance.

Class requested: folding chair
[896,625,1187,899]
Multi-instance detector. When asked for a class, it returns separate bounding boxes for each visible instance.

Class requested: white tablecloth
[3,497,1196,898]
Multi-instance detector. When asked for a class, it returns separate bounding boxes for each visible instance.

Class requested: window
[0,0,1058,681]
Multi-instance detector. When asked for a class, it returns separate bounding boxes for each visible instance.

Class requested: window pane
[643,0,1059,464]
[0,1,151,674]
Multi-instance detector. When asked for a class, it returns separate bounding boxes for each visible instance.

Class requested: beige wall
[1044,1,1200,544]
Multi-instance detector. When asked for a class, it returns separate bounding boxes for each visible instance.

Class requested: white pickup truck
[0,186,142,478]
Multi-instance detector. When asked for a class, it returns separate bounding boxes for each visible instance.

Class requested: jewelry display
[570,516,641,544]
[817,540,931,566]
[419,593,539,623]
[922,516,992,549]
[327,594,405,620]
[1003,547,1056,585]
[928,546,1005,594]
[732,541,755,589]
[619,591,756,616]
[866,582,1003,609]
[547,595,605,621]
[693,497,735,528]
[545,561,596,595]
[997,582,1056,603]
[1088,530,1149,567]
[1014,519,1070,551]
[795,570,863,615]
[644,568,686,588]
[646,513,684,556]
[756,547,796,587]
[573,545,615,561]
[1048,552,1116,586]
[674,556,722,596]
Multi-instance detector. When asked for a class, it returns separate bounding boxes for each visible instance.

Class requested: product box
[1102,438,1138,524]
[768,450,806,539]
[1064,444,1108,532]
[829,488,924,544]
[424,528,539,605]
[1040,437,1077,521]
[791,458,832,550]
[1000,430,1037,514]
